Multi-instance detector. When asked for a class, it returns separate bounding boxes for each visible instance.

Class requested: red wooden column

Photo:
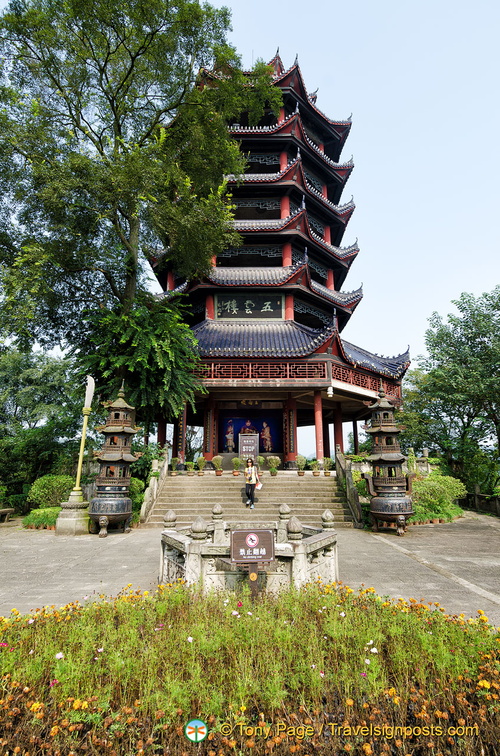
[157,417,167,449]
[322,419,331,458]
[280,196,290,218]
[203,398,216,461]
[206,294,215,320]
[171,419,179,458]
[314,390,324,461]
[284,396,298,465]
[326,270,335,290]
[352,420,359,455]
[280,150,288,170]
[285,293,294,320]
[176,404,187,464]
[333,402,344,453]
[282,242,292,266]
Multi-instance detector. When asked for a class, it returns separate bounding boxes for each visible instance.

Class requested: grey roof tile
[193,319,336,358]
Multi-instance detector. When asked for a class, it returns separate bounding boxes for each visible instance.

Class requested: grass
[1,583,499,754]
[22,507,61,529]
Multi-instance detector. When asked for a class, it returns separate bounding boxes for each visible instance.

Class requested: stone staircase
[144,471,353,529]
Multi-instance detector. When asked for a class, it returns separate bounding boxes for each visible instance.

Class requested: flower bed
[0,584,499,754]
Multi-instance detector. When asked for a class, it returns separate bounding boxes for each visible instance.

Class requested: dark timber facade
[154,53,410,465]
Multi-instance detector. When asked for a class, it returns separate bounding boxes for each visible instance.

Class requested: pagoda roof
[229,112,351,175]
[309,279,363,309]
[232,206,355,253]
[366,453,406,462]
[206,261,305,287]
[268,58,352,145]
[97,451,138,463]
[227,155,354,208]
[339,339,410,379]
[96,425,138,434]
[192,318,337,358]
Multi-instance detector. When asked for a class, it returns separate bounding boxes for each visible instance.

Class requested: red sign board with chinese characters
[230,529,275,563]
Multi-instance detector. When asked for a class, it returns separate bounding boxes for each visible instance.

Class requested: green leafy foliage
[129,443,163,483]
[129,477,145,512]
[22,506,61,528]
[26,475,74,509]
[0,0,281,420]
[73,300,203,424]
[400,287,500,494]
[409,473,466,522]
[295,454,307,470]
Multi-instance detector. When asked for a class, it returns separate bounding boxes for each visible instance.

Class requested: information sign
[231,529,275,563]
[238,433,259,461]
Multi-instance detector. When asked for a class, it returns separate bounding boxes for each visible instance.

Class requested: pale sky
[212,0,500,363]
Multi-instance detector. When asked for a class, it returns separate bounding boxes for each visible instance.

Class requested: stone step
[157,491,345,506]
[143,519,353,529]
[146,470,353,529]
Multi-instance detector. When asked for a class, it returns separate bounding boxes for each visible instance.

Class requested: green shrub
[22,506,61,529]
[130,443,163,482]
[296,454,307,470]
[26,475,74,509]
[266,456,281,472]
[409,473,466,522]
[129,477,145,512]
[7,493,29,515]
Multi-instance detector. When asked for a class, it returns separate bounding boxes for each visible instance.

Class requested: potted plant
[266,456,281,477]
[296,455,307,476]
[196,456,207,475]
[212,455,223,476]
[257,456,265,474]
[186,461,195,476]
[232,457,242,476]
[310,459,320,476]
[170,457,179,476]
[323,457,333,476]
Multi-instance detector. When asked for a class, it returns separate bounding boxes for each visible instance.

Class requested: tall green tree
[0,0,280,417]
[400,287,500,492]
[0,347,83,500]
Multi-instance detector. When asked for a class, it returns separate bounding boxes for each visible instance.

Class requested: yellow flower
[478,680,491,689]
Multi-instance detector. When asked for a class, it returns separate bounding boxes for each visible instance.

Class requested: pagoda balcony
[366,419,401,429]
[370,444,402,454]
[372,476,407,487]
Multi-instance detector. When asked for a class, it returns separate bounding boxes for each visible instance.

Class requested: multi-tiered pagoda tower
[154,53,409,466]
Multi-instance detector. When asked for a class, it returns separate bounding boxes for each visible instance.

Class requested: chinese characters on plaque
[231,530,275,563]
[216,294,283,319]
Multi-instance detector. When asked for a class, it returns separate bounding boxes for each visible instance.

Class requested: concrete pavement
[1,510,499,624]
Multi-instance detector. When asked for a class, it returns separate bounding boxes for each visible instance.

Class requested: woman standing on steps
[244,458,259,509]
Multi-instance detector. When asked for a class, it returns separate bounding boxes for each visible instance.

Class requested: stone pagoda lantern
[362,385,414,536]
[89,384,140,537]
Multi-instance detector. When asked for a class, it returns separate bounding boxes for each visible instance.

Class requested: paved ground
[1,511,499,624]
